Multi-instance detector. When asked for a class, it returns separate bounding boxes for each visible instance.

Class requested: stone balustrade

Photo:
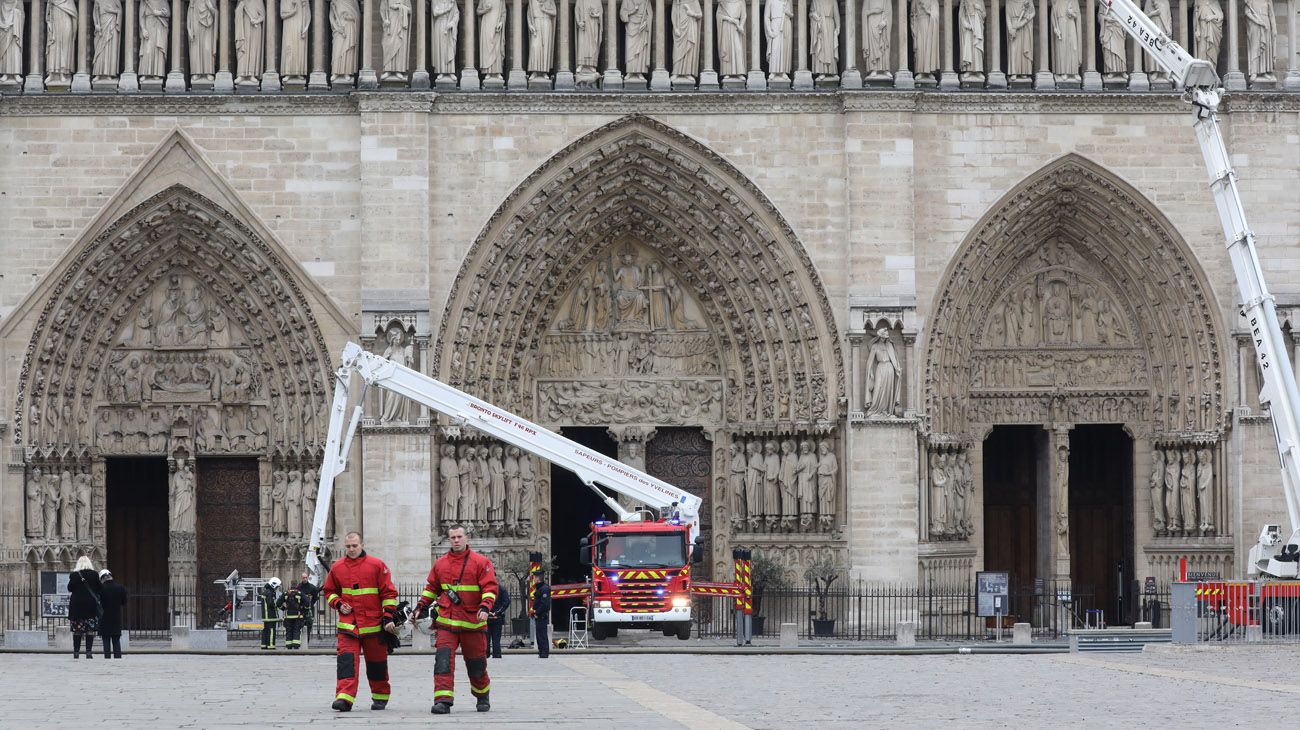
[0,0,1296,94]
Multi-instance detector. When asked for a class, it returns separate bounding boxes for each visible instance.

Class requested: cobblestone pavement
[9,644,1300,728]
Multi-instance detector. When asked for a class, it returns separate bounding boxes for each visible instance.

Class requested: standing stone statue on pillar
[431,0,460,82]
[440,444,460,524]
[1163,446,1181,531]
[286,468,304,538]
[43,469,60,541]
[795,439,817,526]
[1196,447,1214,533]
[1142,0,1171,84]
[378,327,413,423]
[808,0,838,83]
[1149,448,1166,532]
[764,0,793,86]
[1179,449,1195,535]
[75,467,93,542]
[716,0,747,82]
[863,326,901,418]
[171,461,196,530]
[729,441,747,527]
[26,467,45,538]
[1005,0,1034,81]
[271,468,288,534]
[46,0,78,86]
[281,0,312,83]
[1243,0,1275,83]
[330,0,360,83]
[236,0,267,85]
[910,0,940,82]
[59,468,76,539]
[457,444,476,524]
[575,0,603,83]
[816,439,836,526]
[527,0,557,82]
[517,450,535,532]
[621,0,652,84]
[1097,2,1126,85]
[861,0,891,81]
[1049,0,1080,83]
[138,0,171,81]
[303,468,319,536]
[478,0,506,84]
[504,445,522,526]
[1193,0,1222,69]
[671,0,702,83]
[778,439,797,526]
[762,440,780,527]
[928,451,948,534]
[0,0,22,88]
[744,440,763,529]
[488,444,506,525]
[92,0,123,82]
[958,0,984,81]
[189,0,219,85]
[381,0,413,81]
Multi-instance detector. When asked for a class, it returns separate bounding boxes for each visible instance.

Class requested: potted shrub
[498,552,552,636]
[803,553,841,637]
[749,550,791,637]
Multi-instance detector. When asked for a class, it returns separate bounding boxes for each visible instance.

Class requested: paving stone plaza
[8,644,1300,728]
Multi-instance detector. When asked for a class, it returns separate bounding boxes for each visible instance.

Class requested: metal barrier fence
[691,579,1095,640]
[1171,581,1300,644]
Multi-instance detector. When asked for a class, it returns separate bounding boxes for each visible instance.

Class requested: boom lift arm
[1105,0,1300,575]
[305,342,704,584]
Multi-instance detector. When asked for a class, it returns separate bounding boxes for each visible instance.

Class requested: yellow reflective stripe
[358,625,383,635]
[336,621,357,631]
[421,589,437,600]
[372,693,390,701]
[481,592,497,602]
[341,587,379,596]
[434,690,454,698]
[336,693,355,702]
[471,683,491,695]
[326,593,340,603]
[441,584,480,591]
[381,599,398,607]
[436,615,487,630]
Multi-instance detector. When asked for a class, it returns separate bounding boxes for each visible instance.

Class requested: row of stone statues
[268,465,320,538]
[727,436,837,531]
[93,404,270,454]
[928,449,972,539]
[438,442,537,535]
[0,0,1283,91]
[24,464,93,542]
[1150,446,1214,536]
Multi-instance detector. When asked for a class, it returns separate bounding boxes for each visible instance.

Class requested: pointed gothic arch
[922,154,1228,440]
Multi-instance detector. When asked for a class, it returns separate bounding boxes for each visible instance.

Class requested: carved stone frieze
[537,379,722,426]
[969,350,1148,390]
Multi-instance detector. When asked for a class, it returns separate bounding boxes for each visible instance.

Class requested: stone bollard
[55,626,72,650]
[1246,625,1263,643]
[4,630,49,649]
[119,630,131,652]
[895,620,917,648]
[778,622,798,647]
[1012,622,1031,645]
[171,625,190,649]
[1134,622,1153,630]
[190,629,229,649]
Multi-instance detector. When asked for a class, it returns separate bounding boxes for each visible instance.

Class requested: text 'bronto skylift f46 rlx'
[302,342,747,640]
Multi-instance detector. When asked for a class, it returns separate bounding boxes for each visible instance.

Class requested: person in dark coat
[295,571,320,642]
[486,585,512,659]
[67,555,102,659]
[533,578,551,659]
[97,569,128,658]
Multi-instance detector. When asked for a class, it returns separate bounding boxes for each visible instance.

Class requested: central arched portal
[922,156,1229,624]
[433,117,847,581]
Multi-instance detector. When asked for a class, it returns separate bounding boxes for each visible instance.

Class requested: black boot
[331,699,352,712]
[431,702,451,714]
[371,700,388,710]
[476,693,490,712]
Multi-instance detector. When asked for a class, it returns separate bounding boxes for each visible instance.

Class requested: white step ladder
[568,606,589,649]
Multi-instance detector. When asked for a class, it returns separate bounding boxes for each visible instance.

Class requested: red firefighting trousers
[334,632,391,705]
[433,629,490,704]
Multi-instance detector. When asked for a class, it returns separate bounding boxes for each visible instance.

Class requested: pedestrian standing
[279,585,305,649]
[260,577,282,650]
[533,576,551,659]
[323,531,401,712]
[296,571,321,642]
[486,585,511,659]
[97,569,128,659]
[413,524,500,714]
[67,555,102,660]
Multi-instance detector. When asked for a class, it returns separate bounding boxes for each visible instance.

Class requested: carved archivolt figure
[621,0,652,76]
[764,0,793,77]
[479,0,506,76]
[188,0,218,76]
[330,0,360,76]
[236,0,267,79]
[863,327,901,417]
[958,0,984,73]
[1006,0,1034,76]
[1193,0,1223,67]
[528,0,557,76]
[716,0,746,77]
[281,0,311,76]
[1243,0,1275,78]
[1050,0,1080,76]
[139,0,170,77]
[910,0,939,76]
[92,0,122,77]
[430,0,458,74]
[1143,0,1170,75]
[381,0,412,74]
[861,0,890,74]
[1097,3,1125,75]
[0,0,22,79]
[46,0,78,75]
[575,0,603,70]
[671,0,702,77]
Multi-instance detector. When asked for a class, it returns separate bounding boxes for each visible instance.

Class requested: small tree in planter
[498,551,553,636]
[803,553,842,637]
[749,550,792,636]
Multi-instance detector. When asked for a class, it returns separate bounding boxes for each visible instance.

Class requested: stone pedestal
[4,630,48,648]
[1012,622,1031,645]
[778,622,798,647]
[361,431,433,580]
[55,626,72,649]
[895,620,916,647]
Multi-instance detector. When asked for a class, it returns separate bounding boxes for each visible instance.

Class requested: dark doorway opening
[1069,425,1134,626]
[645,427,712,579]
[550,427,619,628]
[196,458,261,628]
[983,426,1042,622]
[105,458,171,632]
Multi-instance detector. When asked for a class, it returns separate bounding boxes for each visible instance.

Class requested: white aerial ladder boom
[1104,0,1300,576]
[305,342,703,583]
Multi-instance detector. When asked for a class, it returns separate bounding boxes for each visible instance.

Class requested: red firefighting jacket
[415,548,499,632]
[323,551,399,637]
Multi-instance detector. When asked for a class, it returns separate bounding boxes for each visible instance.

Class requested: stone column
[509,0,527,87]
[1046,425,1071,581]
[24,0,45,92]
[215,0,235,90]
[1126,26,1147,89]
[939,0,959,88]
[893,0,913,87]
[165,0,187,90]
[602,0,623,87]
[462,0,480,88]
[1286,0,1300,90]
[1032,0,1051,88]
[72,0,92,91]
[1222,0,1244,90]
[309,0,330,88]
[651,0,670,88]
[1081,0,1100,89]
[360,0,380,87]
[264,0,283,90]
[792,0,811,88]
[119,0,139,90]
[412,0,431,86]
[555,0,575,87]
[986,0,1005,87]
[745,0,765,87]
[699,0,718,87]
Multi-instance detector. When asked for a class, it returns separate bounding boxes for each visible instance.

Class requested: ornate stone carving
[0,0,22,81]
[1098,2,1126,78]
[1152,442,1217,536]
[910,0,939,78]
[716,0,746,78]
[528,0,556,78]
[861,0,890,77]
[863,326,901,417]
[1006,0,1034,77]
[672,0,702,80]
[729,432,837,533]
[1243,0,1275,80]
[46,0,77,78]
[538,379,722,425]
[431,0,459,76]
[377,322,415,423]
[575,0,603,76]
[170,459,196,529]
[92,0,123,78]
[1193,0,1222,68]
[764,0,793,79]
[329,0,360,80]
[139,0,170,78]
[235,0,267,81]
[1143,0,1170,78]
[381,0,413,77]
[479,0,507,78]
[621,0,652,79]
[1049,0,1080,78]
[958,0,984,74]
[280,0,311,78]
[188,0,218,78]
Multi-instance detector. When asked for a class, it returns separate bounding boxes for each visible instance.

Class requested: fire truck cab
[580,519,701,640]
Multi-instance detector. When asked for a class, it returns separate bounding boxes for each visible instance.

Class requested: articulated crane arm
[305,342,704,584]
[1104,0,1300,575]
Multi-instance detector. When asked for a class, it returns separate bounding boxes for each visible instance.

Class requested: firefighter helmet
[267,577,282,589]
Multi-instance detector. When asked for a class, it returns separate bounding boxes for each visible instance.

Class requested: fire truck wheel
[675,622,691,640]
[590,623,608,640]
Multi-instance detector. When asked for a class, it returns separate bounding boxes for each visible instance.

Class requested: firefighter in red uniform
[322,531,401,712]
[413,523,499,714]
